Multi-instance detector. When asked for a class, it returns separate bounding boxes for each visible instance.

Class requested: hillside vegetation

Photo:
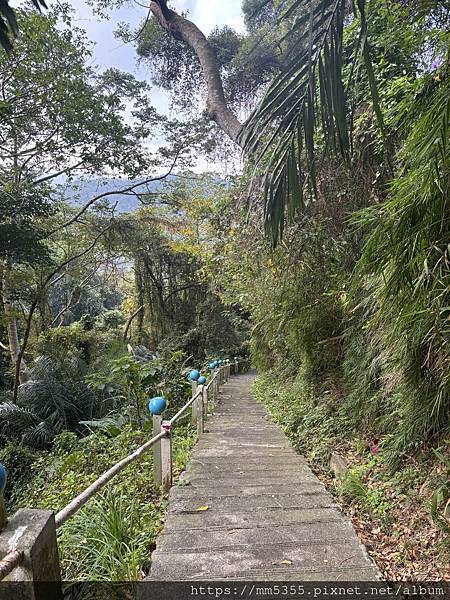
[0,0,448,581]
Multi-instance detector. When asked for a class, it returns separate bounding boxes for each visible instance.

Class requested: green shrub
[0,438,39,509]
[254,371,352,466]
[352,82,450,463]
[0,356,110,449]
[15,421,196,579]
[59,490,163,581]
[339,466,391,518]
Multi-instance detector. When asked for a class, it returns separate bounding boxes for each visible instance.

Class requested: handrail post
[197,386,204,436]
[191,380,198,426]
[203,383,208,416]
[152,415,162,486]
[160,421,172,493]
[211,368,217,401]
[0,508,62,598]
[0,464,7,532]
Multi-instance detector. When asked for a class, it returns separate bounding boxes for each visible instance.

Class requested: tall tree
[0,6,159,392]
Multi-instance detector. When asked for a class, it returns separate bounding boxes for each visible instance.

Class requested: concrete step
[148,372,379,581]
[178,473,318,486]
[168,492,335,513]
[185,457,310,469]
[162,507,347,532]
[150,538,373,580]
[155,520,356,553]
[170,482,324,499]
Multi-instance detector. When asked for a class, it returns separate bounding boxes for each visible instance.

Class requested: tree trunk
[1,261,30,384]
[123,305,144,341]
[150,0,243,145]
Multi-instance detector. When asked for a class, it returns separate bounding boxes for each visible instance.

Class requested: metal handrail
[205,371,218,390]
[0,549,23,580]
[55,364,230,528]
[55,429,167,528]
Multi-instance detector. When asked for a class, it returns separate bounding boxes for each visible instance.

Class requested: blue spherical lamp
[148,396,166,415]
[208,361,216,370]
[0,464,6,495]
[188,369,200,381]
[198,375,207,385]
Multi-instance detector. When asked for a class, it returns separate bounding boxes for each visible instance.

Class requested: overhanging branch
[150,0,244,145]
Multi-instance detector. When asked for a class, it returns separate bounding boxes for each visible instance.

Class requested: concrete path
[149,373,379,581]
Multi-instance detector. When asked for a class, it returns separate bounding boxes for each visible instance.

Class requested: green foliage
[34,323,117,365]
[86,347,194,428]
[87,353,162,426]
[97,309,126,329]
[254,371,352,465]
[350,75,450,464]
[338,465,391,518]
[59,491,160,581]
[242,0,354,243]
[0,0,46,53]
[339,468,368,502]
[0,185,55,265]
[16,421,196,579]
[242,0,449,242]
[0,438,39,508]
[0,356,107,448]
[0,7,149,188]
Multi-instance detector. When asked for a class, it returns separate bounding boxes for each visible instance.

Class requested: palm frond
[240,0,402,245]
[0,402,42,438]
[241,0,354,244]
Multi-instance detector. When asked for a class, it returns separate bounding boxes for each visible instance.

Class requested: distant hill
[58,176,174,213]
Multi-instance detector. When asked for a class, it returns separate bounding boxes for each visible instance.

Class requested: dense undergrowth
[0,378,199,580]
[254,373,450,579]
[0,318,245,580]
[50,424,195,580]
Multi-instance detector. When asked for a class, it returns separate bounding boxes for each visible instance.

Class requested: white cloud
[177,0,245,34]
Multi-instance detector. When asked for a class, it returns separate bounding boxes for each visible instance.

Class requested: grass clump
[15,421,197,580]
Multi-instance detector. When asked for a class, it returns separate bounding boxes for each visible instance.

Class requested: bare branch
[163,282,202,304]
[31,160,86,186]
[123,305,144,340]
[48,152,180,235]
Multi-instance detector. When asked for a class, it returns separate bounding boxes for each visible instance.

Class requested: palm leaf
[241,0,350,243]
[240,0,394,243]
